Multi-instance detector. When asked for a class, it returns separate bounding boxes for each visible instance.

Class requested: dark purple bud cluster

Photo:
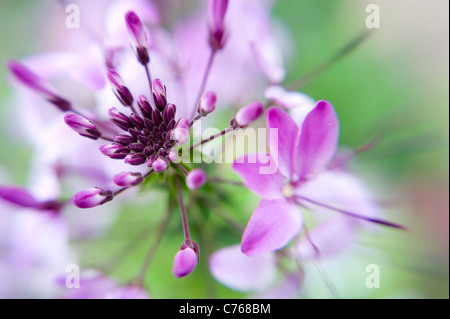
[101,76,181,171]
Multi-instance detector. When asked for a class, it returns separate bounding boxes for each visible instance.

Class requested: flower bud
[151,157,168,172]
[198,91,216,116]
[234,101,264,128]
[185,169,207,190]
[107,70,133,106]
[72,187,113,208]
[167,149,179,163]
[137,95,152,118]
[100,144,130,159]
[152,78,167,111]
[208,0,229,51]
[125,11,150,65]
[172,247,198,278]
[64,113,101,140]
[108,107,133,130]
[8,61,72,111]
[124,153,146,166]
[113,172,143,187]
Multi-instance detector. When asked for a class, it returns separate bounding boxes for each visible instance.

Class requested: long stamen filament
[287,30,373,91]
[190,49,216,119]
[189,127,233,151]
[294,195,406,230]
[176,176,192,245]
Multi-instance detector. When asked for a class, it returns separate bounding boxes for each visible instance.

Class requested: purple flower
[233,101,345,256]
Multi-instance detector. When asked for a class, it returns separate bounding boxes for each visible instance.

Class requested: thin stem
[294,195,406,230]
[287,30,374,91]
[176,175,191,243]
[175,163,189,176]
[190,127,233,151]
[189,114,202,127]
[145,64,153,98]
[134,201,174,287]
[190,49,216,119]
[209,177,245,187]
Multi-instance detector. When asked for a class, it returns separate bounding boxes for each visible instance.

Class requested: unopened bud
[125,11,150,65]
[185,169,207,190]
[113,172,143,187]
[198,91,216,116]
[172,247,198,278]
[208,0,229,51]
[152,78,167,111]
[233,101,264,128]
[107,70,133,106]
[72,187,113,208]
[100,144,130,159]
[151,157,168,172]
[8,61,72,111]
[64,113,101,140]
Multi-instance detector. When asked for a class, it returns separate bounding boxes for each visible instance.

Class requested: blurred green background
[0,0,448,298]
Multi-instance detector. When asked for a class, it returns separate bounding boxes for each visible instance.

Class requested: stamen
[189,126,233,151]
[294,195,406,230]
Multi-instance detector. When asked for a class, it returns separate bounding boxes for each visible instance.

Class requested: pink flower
[233,101,400,256]
[233,101,339,256]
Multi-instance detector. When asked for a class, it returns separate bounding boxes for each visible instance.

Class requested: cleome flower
[233,102,405,256]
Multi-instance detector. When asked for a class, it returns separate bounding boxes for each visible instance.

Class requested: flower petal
[294,100,339,179]
[266,108,300,179]
[295,170,379,221]
[209,244,277,292]
[241,198,302,256]
[233,153,284,199]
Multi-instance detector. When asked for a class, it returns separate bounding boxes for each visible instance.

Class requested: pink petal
[241,198,302,256]
[294,216,356,260]
[232,154,284,199]
[294,100,339,179]
[209,244,277,292]
[266,108,300,179]
[295,170,379,221]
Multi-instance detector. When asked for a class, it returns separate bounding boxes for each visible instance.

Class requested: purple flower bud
[8,61,72,111]
[100,144,130,159]
[113,172,143,187]
[234,101,264,128]
[107,70,134,106]
[124,153,146,166]
[176,117,190,130]
[108,107,133,130]
[114,134,136,145]
[170,127,190,145]
[172,247,198,278]
[125,11,150,65]
[164,103,176,123]
[152,78,167,111]
[208,0,228,51]
[64,113,101,140]
[72,187,113,209]
[185,169,207,190]
[151,157,168,172]
[198,91,217,116]
[0,186,42,209]
[167,149,179,163]
[137,95,152,118]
